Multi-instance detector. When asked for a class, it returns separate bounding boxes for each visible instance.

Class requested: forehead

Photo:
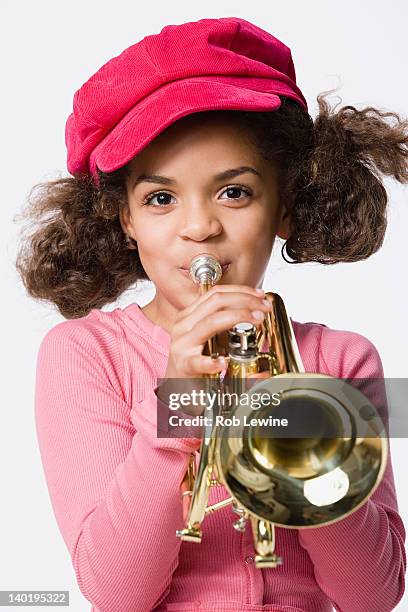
[126,112,260,174]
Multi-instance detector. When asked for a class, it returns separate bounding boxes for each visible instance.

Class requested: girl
[16,16,407,612]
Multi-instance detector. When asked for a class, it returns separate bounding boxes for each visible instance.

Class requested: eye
[142,191,176,207]
[219,185,252,201]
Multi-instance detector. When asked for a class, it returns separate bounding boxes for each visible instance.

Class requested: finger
[182,284,265,316]
[186,354,228,376]
[175,292,271,337]
[186,308,266,347]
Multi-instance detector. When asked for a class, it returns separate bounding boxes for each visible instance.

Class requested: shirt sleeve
[34,319,201,612]
[298,329,406,612]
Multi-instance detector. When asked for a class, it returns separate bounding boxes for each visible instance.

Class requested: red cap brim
[89,77,293,179]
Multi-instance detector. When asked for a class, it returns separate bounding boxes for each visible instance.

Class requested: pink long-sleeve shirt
[34,303,406,612]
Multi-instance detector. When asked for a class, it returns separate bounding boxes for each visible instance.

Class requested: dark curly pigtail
[15,168,148,319]
[280,93,408,263]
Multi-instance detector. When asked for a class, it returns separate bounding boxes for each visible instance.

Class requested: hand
[156,285,273,416]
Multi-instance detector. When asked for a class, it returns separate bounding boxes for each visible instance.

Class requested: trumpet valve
[228,322,257,358]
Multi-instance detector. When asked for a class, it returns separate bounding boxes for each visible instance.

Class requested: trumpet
[175,254,387,568]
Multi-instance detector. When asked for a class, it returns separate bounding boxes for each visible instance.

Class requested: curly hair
[15,93,408,319]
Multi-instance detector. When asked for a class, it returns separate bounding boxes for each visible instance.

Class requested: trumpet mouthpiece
[189,254,222,286]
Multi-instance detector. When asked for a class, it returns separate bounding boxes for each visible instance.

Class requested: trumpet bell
[216,373,387,528]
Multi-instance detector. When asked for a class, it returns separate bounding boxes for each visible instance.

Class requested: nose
[177,200,223,242]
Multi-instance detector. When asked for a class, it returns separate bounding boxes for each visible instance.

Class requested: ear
[276,204,291,241]
[119,205,136,240]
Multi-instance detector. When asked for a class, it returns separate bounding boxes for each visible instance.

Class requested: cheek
[236,211,276,249]
[131,218,176,277]
[132,215,168,250]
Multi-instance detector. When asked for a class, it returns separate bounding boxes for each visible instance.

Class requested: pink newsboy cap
[65,16,308,184]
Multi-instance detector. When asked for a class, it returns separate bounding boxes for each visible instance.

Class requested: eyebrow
[132,166,262,188]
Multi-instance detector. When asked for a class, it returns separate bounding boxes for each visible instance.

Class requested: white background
[2,1,407,610]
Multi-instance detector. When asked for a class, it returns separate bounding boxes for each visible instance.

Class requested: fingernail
[255,288,265,295]
[262,299,272,308]
[251,310,265,321]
